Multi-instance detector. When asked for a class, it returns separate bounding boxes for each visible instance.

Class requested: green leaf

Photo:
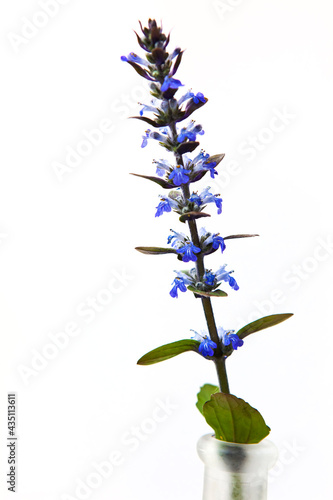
[130,173,174,189]
[130,116,161,128]
[203,393,270,444]
[187,286,228,298]
[134,31,149,52]
[124,60,154,81]
[171,50,184,76]
[135,246,177,255]
[196,384,219,415]
[224,234,259,240]
[137,339,200,365]
[177,141,199,155]
[179,211,211,223]
[236,313,293,340]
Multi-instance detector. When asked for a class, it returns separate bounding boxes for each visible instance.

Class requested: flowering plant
[122,19,293,444]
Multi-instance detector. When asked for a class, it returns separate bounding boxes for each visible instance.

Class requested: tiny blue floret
[161,76,184,92]
[155,199,172,217]
[141,129,151,148]
[204,161,218,179]
[193,92,206,104]
[169,166,191,186]
[216,265,239,291]
[170,277,187,298]
[218,327,244,350]
[203,270,216,287]
[176,242,201,262]
[191,330,217,357]
[212,235,226,253]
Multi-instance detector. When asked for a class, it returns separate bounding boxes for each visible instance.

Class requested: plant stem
[231,474,243,500]
[169,119,230,394]
[201,297,230,394]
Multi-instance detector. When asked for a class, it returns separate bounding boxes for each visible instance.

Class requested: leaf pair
[130,153,226,189]
[137,313,293,366]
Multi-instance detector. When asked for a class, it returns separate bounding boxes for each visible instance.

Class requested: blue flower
[200,228,226,254]
[215,265,239,290]
[161,76,183,92]
[175,269,195,283]
[169,165,191,186]
[139,103,158,116]
[178,130,196,142]
[191,153,219,179]
[199,338,217,357]
[176,242,201,262]
[228,276,239,290]
[188,192,202,205]
[121,52,148,67]
[218,327,244,350]
[191,151,211,172]
[167,229,186,247]
[214,197,222,214]
[204,161,218,179]
[202,265,239,290]
[155,198,172,217]
[141,129,151,148]
[153,159,172,177]
[228,334,244,349]
[212,235,226,252]
[150,130,169,144]
[178,90,195,106]
[141,129,169,149]
[188,188,222,214]
[193,150,210,164]
[199,187,222,214]
[170,277,187,298]
[193,92,206,104]
[203,270,216,287]
[191,330,217,357]
[177,122,204,143]
[155,194,180,217]
[167,230,200,262]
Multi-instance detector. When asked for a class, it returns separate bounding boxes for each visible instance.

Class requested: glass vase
[197,434,278,500]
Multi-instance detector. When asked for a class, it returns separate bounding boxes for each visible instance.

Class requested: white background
[1,0,333,499]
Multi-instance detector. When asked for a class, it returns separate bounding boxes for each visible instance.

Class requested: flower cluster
[191,329,243,358]
[122,25,237,291]
[169,264,238,298]
[123,21,255,362]
[151,151,219,187]
[155,186,222,218]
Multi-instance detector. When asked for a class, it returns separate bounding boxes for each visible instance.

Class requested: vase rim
[200,433,275,447]
[197,433,279,471]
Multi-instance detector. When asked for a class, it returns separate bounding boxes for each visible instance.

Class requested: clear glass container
[197,434,278,500]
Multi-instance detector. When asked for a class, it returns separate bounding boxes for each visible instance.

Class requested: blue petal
[198,338,217,357]
[169,277,187,298]
[161,76,183,92]
[155,199,171,217]
[229,334,244,350]
[229,276,239,290]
